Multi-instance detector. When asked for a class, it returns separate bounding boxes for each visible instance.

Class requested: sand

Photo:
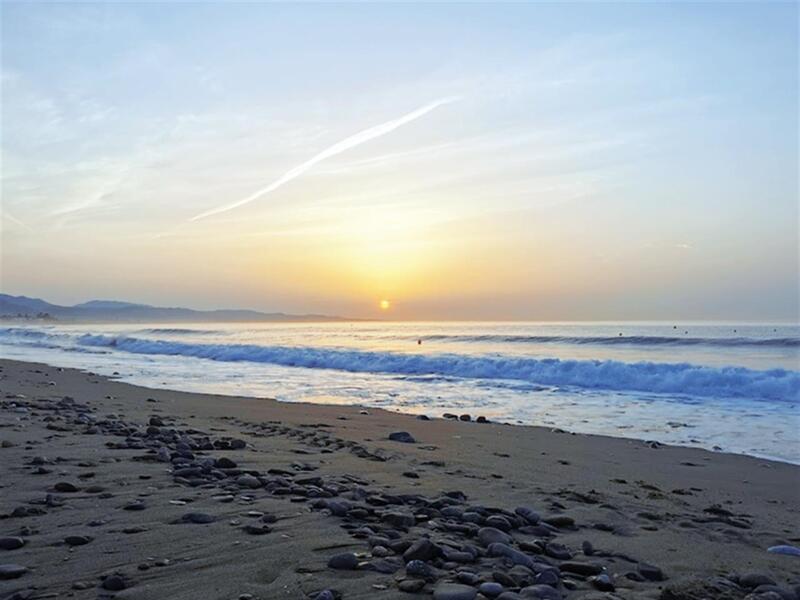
[0,358,798,600]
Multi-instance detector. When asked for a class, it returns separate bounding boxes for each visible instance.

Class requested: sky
[1,2,797,321]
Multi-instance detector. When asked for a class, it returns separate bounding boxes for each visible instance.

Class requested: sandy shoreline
[0,357,798,599]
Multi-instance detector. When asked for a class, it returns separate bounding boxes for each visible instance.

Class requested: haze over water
[2,321,798,463]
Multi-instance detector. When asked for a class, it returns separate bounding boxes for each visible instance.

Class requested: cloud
[189,96,461,222]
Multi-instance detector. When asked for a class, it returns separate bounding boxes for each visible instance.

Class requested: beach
[1,358,798,599]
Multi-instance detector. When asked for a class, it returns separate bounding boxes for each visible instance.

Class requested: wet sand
[0,358,798,599]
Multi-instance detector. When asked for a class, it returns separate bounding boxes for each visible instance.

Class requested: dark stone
[406,559,436,580]
[399,579,426,592]
[740,573,776,589]
[542,515,574,528]
[65,535,92,546]
[180,512,216,524]
[0,564,28,579]
[388,431,416,443]
[480,582,505,598]
[53,481,79,493]
[639,562,666,581]
[433,582,478,600]
[403,538,441,562]
[592,574,615,591]
[101,575,128,591]
[328,552,359,570]
[0,537,25,551]
[478,527,511,546]
[519,584,561,599]
[560,561,603,576]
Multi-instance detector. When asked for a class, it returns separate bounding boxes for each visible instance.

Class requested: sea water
[1,321,798,462]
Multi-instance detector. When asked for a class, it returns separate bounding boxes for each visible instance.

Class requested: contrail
[190,96,461,222]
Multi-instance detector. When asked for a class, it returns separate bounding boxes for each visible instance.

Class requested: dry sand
[0,358,798,600]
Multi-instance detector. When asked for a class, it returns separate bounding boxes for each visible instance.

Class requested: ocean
[1,321,798,463]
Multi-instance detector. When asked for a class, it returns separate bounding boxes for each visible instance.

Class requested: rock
[242,524,271,535]
[388,431,416,443]
[478,527,511,546]
[65,535,92,546]
[229,439,247,450]
[740,573,777,588]
[314,591,339,600]
[487,543,535,569]
[53,481,79,493]
[560,562,603,576]
[404,538,441,562]
[459,414,471,421]
[416,415,430,421]
[101,574,128,591]
[520,585,562,599]
[638,562,665,582]
[515,507,541,525]
[592,574,615,591]
[1,440,14,448]
[406,559,436,580]
[382,511,415,528]
[399,579,426,592]
[480,582,505,597]
[582,540,594,556]
[767,545,800,557]
[476,416,489,423]
[215,457,237,469]
[0,564,28,579]
[433,582,478,600]
[180,512,216,524]
[236,474,261,488]
[545,542,572,560]
[0,537,26,551]
[442,413,458,419]
[542,515,574,528]
[403,471,420,479]
[328,552,359,570]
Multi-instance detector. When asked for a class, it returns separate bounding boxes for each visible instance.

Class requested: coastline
[1,357,798,599]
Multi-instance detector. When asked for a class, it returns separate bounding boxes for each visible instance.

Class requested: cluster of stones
[2,393,798,600]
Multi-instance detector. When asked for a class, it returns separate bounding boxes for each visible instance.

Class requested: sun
[380,299,390,310]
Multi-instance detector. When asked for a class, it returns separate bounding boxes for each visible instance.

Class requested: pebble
[479,582,505,597]
[767,545,800,557]
[432,582,478,600]
[181,512,216,524]
[0,537,26,551]
[388,431,416,443]
[236,474,262,488]
[399,579,426,592]
[406,559,436,580]
[328,552,359,570]
[740,573,777,588]
[64,535,92,546]
[592,573,615,591]
[638,562,665,581]
[101,574,128,591]
[403,538,440,562]
[0,564,28,579]
[478,527,511,546]
[53,481,79,493]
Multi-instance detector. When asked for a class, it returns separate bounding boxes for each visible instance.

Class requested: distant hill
[0,294,347,323]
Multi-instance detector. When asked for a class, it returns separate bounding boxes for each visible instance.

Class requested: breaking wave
[420,334,800,348]
[68,334,800,401]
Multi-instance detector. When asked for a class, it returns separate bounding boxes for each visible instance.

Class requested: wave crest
[73,334,800,401]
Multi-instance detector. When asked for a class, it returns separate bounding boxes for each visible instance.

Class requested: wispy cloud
[0,208,32,232]
[189,96,461,222]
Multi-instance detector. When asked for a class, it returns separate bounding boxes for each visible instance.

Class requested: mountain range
[0,294,347,323]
